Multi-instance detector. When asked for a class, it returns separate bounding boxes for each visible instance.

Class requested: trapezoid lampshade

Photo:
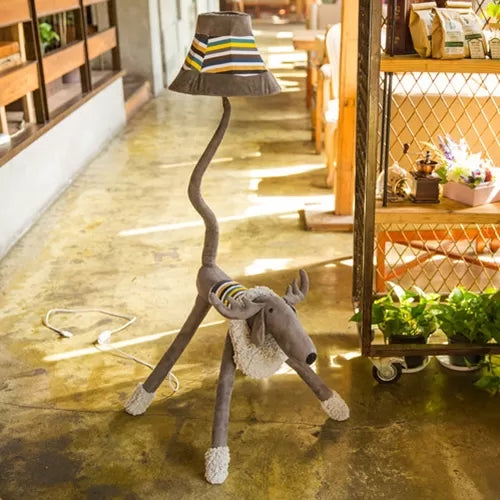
[168,11,281,97]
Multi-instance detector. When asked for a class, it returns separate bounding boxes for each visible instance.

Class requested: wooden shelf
[42,41,85,83]
[0,0,30,28]
[87,27,117,60]
[380,55,500,74]
[83,0,109,5]
[375,198,500,224]
[35,0,80,17]
[0,41,20,59]
[0,61,38,107]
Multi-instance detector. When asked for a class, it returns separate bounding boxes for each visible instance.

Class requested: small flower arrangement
[424,135,496,189]
[486,0,500,22]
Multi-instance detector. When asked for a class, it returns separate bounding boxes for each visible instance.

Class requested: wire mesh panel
[388,71,500,169]
[379,0,500,171]
[375,222,500,293]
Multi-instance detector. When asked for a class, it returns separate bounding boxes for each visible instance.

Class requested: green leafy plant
[486,1,500,21]
[350,284,440,341]
[433,287,497,343]
[39,22,60,54]
[484,289,500,343]
[475,355,500,396]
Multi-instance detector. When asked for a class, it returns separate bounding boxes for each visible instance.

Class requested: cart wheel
[372,363,402,384]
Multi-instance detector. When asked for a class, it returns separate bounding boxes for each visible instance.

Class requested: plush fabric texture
[228,286,288,379]
[321,391,350,421]
[169,12,280,96]
[124,383,155,416]
[205,446,230,484]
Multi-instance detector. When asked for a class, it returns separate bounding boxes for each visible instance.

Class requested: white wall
[0,79,126,259]
[116,0,164,95]
[159,0,219,86]
[118,0,220,92]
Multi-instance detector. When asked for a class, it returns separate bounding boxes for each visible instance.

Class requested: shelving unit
[353,0,500,382]
[0,0,40,135]
[380,54,500,73]
[0,0,120,162]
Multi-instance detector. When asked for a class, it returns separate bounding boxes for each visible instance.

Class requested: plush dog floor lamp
[125,11,349,484]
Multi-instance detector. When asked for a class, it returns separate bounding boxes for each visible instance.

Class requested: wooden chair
[314,23,341,187]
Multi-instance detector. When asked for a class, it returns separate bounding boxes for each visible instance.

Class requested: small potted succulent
[433,287,497,368]
[351,284,440,370]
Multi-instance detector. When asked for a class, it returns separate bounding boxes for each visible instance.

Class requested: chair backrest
[309,2,342,30]
[325,22,341,100]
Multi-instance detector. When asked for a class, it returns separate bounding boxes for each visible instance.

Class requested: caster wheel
[372,363,402,384]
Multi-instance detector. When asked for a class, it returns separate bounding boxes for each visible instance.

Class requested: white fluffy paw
[321,391,350,421]
[205,446,230,484]
[124,383,155,416]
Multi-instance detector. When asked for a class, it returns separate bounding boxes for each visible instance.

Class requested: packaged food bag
[445,1,487,57]
[386,0,444,55]
[432,7,465,59]
[409,2,438,57]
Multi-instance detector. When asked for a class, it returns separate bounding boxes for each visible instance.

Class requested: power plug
[60,330,73,338]
[97,330,112,345]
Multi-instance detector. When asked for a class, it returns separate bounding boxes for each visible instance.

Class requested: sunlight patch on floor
[273,362,317,375]
[43,320,225,362]
[119,195,331,237]
[339,258,354,267]
[245,258,292,276]
[248,163,323,178]
[159,152,262,169]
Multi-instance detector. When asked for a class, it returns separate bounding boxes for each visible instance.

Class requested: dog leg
[286,357,349,421]
[205,332,235,484]
[125,294,211,415]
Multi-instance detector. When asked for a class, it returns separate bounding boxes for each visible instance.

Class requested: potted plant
[351,284,440,370]
[474,355,500,396]
[433,287,495,369]
[39,21,60,55]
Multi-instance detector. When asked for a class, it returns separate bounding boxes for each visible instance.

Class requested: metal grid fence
[375,222,500,293]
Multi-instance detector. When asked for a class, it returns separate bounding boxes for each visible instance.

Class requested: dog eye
[268,308,274,313]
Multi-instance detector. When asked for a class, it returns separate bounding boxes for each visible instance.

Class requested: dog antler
[283,269,309,305]
[209,293,264,320]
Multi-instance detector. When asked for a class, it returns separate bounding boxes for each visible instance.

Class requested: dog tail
[188,97,231,268]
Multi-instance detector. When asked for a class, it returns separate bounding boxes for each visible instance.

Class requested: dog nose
[306,352,317,365]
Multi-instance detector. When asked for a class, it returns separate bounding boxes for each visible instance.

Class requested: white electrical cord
[43,307,136,339]
[42,307,179,392]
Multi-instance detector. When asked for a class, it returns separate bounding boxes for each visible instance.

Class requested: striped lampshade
[169,12,280,97]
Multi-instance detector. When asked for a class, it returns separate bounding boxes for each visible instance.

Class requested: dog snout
[306,352,317,365]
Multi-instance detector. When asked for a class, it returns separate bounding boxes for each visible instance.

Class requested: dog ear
[249,308,265,347]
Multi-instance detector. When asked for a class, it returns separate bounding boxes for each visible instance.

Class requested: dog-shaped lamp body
[125,98,349,484]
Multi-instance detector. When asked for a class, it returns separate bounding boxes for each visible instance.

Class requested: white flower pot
[442,181,500,206]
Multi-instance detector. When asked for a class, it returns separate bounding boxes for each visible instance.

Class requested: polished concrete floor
[1,21,499,500]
